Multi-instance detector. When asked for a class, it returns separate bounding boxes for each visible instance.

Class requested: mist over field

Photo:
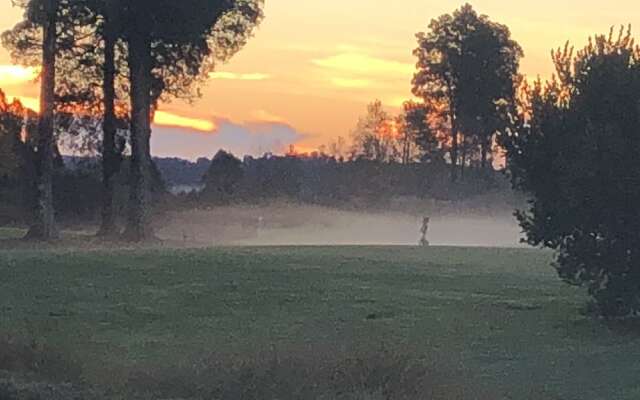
[157,201,524,248]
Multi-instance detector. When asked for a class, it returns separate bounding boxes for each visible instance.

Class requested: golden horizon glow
[8,95,38,111]
[330,77,373,89]
[209,71,270,80]
[0,65,38,86]
[312,53,414,76]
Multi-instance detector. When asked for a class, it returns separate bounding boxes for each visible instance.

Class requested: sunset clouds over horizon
[2,0,640,159]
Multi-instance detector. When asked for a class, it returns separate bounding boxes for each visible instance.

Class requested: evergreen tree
[500,27,640,317]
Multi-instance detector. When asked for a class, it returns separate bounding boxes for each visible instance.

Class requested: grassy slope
[0,246,639,399]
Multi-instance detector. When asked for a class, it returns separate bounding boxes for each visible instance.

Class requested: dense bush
[501,29,640,317]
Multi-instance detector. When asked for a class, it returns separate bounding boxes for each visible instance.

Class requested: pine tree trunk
[403,131,411,165]
[450,116,459,182]
[123,32,155,242]
[480,136,489,170]
[97,14,120,237]
[447,81,459,182]
[25,0,58,241]
[460,134,466,180]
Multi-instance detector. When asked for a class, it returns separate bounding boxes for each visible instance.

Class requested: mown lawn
[0,227,24,240]
[0,245,639,399]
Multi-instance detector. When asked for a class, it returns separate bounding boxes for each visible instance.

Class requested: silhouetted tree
[120,0,263,241]
[11,0,60,240]
[351,100,398,163]
[0,91,36,179]
[5,0,263,240]
[413,3,522,180]
[500,27,640,317]
[0,91,39,225]
[395,107,413,165]
[4,0,130,236]
[201,150,243,203]
[0,104,23,179]
[401,101,443,164]
[323,135,348,161]
[95,0,125,236]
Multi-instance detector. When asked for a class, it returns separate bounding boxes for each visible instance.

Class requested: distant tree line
[198,150,508,208]
[0,144,510,226]
[155,157,211,188]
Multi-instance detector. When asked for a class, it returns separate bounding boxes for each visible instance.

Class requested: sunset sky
[0,0,639,159]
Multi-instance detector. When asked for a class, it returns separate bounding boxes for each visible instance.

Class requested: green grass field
[0,227,24,240]
[1,245,639,399]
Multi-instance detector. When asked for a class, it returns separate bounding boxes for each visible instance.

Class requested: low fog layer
[157,203,524,248]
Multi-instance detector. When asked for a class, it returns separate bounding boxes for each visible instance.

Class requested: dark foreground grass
[0,246,639,399]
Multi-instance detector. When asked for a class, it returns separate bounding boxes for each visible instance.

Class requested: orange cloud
[250,109,286,123]
[209,72,270,81]
[0,65,38,86]
[5,95,216,133]
[312,53,413,76]
[154,111,216,132]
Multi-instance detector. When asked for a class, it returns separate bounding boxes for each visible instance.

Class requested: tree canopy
[200,149,243,203]
[413,3,522,178]
[351,100,398,163]
[0,90,36,178]
[401,101,444,164]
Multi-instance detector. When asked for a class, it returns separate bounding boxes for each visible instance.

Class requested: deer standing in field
[419,217,430,247]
